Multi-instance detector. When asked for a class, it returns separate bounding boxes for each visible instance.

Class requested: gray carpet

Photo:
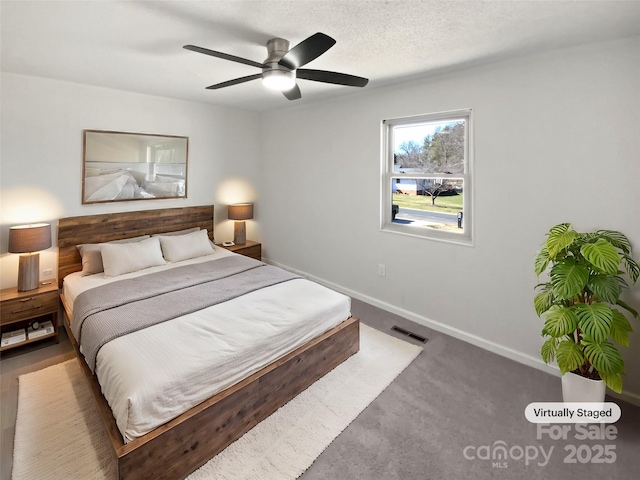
[300,298,640,480]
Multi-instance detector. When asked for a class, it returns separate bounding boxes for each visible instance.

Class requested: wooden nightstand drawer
[217,240,262,260]
[1,290,58,324]
[237,245,261,260]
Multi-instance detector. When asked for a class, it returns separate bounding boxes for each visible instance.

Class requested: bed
[57,205,359,480]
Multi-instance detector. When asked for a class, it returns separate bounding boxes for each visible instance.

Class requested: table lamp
[8,223,52,291]
[228,203,253,245]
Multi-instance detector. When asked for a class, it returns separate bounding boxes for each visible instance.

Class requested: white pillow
[78,235,151,276]
[158,229,215,262]
[101,236,166,277]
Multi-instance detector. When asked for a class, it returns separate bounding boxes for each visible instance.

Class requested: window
[381,109,473,245]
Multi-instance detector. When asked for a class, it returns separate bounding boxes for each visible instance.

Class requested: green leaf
[614,275,629,289]
[546,223,576,258]
[544,306,579,338]
[596,230,631,254]
[610,309,633,347]
[557,340,584,374]
[575,303,613,343]
[534,287,555,316]
[622,254,640,284]
[617,298,639,318]
[534,247,551,276]
[541,337,558,364]
[599,372,623,394]
[588,275,621,304]
[550,260,589,300]
[582,338,624,376]
[581,239,621,275]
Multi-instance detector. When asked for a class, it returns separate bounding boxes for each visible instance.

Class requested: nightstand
[1,282,59,352]
[217,240,262,260]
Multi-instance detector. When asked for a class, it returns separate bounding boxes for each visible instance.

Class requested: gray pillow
[152,227,200,237]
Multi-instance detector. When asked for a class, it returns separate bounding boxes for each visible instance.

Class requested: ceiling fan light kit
[262,70,296,91]
[184,32,368,100]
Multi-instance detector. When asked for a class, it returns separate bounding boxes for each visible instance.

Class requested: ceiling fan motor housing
[262,38,296,90]
[264,38,291,69]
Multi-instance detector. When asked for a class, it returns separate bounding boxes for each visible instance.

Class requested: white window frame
[381,109,473,246]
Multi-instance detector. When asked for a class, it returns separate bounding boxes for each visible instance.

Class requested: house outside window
[381,109,473,245]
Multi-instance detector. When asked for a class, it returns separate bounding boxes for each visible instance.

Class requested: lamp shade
[8,223,52,253]
[228,204,254,221]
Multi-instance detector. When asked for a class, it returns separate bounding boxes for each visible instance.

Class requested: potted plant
[534,223,639,400]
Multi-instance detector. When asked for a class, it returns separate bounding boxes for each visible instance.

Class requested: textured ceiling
[2,0,639,112]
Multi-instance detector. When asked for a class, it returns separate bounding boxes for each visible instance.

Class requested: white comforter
[64,249,351,443]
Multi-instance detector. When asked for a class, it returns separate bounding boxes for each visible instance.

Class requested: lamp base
[18,253,40,292]
[233,221,247,245]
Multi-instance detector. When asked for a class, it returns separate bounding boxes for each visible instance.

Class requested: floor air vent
[391,325,428,343]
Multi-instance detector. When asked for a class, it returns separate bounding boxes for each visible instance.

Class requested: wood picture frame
[82,130,188,204]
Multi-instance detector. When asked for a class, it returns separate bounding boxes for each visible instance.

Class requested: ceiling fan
[184,32,369,100]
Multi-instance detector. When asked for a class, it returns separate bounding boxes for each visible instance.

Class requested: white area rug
[13,324,422,480]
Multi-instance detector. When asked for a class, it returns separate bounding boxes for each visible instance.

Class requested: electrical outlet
[378,264,386,277]
[42,268,53,277]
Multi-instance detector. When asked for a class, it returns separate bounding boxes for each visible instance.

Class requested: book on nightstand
[2,329,27,346]
[27,321,54,340]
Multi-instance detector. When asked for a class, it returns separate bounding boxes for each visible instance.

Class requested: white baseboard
[607,390,640,408]
[264,257,640,408]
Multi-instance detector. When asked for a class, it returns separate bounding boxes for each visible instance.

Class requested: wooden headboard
[57,205,214,287]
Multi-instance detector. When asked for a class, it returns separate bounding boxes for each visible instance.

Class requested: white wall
[0,73,262,288]
[259,37,640,401]
[2,38,638,401]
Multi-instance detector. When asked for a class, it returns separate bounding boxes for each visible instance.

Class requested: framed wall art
[82,130,188,204]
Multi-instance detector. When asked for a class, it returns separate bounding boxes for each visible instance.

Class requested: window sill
[381,222,474,247]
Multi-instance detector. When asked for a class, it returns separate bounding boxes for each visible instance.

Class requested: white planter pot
[562,371,606,403]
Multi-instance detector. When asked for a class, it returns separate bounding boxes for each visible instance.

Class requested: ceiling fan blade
[206,74,262,90]
[282,84,302,101]
[296,69,369,87]
[278,32,336,70]
[184,45,266,69]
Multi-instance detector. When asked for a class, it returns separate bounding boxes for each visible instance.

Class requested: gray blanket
[72,255,300,373]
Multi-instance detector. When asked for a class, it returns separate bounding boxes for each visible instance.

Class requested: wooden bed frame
[57,205,360,479]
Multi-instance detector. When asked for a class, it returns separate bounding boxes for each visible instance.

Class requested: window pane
[393,119,465,174]
[383,109,471,244]
[391,178,464,233]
